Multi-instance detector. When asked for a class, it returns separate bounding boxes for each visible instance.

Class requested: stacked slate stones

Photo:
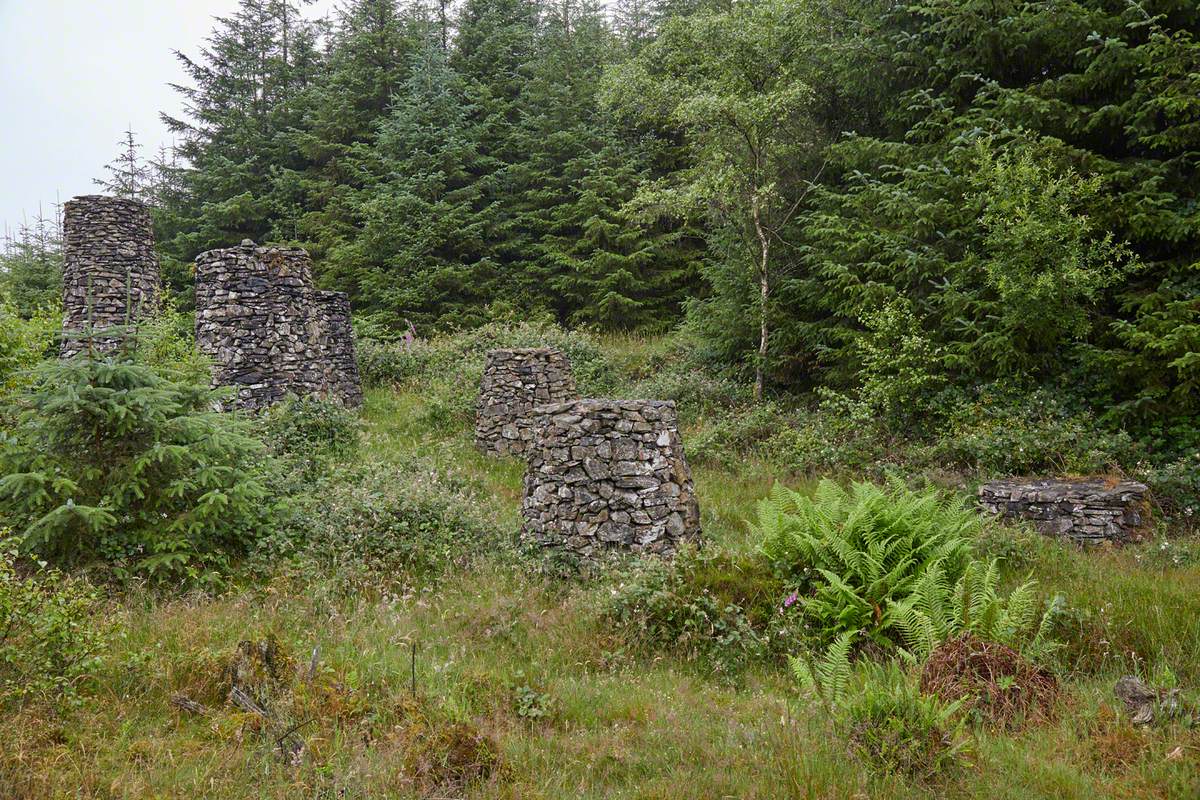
[313,290,364,408]
[60,195,161,357]
[978,478,1150,544]
[475,348,578,456]
[195,241,362,411]
[520,399,702,560]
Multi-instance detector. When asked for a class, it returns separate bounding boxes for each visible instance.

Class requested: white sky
[0,0,335,237]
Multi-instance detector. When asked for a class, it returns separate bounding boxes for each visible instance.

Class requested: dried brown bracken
[920,633,1059,729]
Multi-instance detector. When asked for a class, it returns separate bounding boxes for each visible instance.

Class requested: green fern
[757,478,976,647]
[760,478,1062,660]
[789,630,857,712]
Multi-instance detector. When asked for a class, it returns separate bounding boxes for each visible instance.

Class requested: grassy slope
[3,383,1198,799]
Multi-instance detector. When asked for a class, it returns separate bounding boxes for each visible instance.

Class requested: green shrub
[623,367,751,424]
[0,300,57,404]
[834,300,952,433]
[0,539,107,708]
[355,336,421,387]
[602,547,777,675]
[765,410,890,477]
[262,395,361,479]
[1135,454,1200,529]
[265,456,509,590]
[687,402,790,467]
[0,354,279,581]
[355,317,617,399]
[791,644,969,781]
[926,387,1138,477]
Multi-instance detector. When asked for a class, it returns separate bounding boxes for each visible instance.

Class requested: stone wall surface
[521,399,701,559]
[60,195,161,357]
[313,290,364,408]
[195,241,327,411]
[475,348,578,456]
[978,478,1150,544]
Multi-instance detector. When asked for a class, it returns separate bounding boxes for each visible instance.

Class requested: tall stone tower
[60,195,161,357]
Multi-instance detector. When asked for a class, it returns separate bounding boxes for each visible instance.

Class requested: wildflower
[781,591,799,611]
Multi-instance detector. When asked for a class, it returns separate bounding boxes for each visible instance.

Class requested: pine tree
[0,207,63,316]
[158,0,323,259]
[94,128,152,201]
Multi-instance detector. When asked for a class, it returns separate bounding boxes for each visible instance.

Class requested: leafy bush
[765,409,890,477]
[792,645,969,781]
[355,317,617,399]
[926,387,1138,477]
[602,547,779,675]
[0,354,279,581]
[264,456,508,590]
[0,301,57,404]
[833,300,952,432]
[262,395,361,480]
[688,402,791,467]
[0,539,107,708]
[1135,453,1200,530]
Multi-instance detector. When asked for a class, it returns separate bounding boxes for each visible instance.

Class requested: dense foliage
[759,480,1060,659]
[3,0,1195,454]
[0,540,106,709]
[0,352,278,581]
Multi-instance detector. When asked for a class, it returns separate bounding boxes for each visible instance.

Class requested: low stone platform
[977,478,1150,544]
[475,348,577,456]
[521,399,701,560]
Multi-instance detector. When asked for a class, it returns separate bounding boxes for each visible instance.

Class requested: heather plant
[263,455,510,592]
[261,394,361,481]
[603,547,776,676]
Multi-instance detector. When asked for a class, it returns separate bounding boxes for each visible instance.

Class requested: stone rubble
[977,478,1150,544]
[60,195,161,357]
[475,348,577,456]
[521,399,701,559]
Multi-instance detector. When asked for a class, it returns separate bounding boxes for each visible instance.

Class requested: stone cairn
[475,348,578,456]
[313,290,364,409]
[195,241,362,411]
[60,195,161,357]
[978,478,1150,544]
[521,399,702,559]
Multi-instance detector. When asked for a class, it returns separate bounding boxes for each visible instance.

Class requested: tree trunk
[752,199,770,403]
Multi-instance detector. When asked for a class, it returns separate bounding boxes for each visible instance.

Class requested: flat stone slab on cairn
[521,399,701,559]
[978,478,1150,544]
[475,348,578,456]
[60,195,161,357]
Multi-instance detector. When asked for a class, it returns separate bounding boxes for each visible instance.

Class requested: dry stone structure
[60,195,161,357]
[475,348,577,456]
[313,290,364,408]
[521,399,701,559]
[978,478,1150,544]
[195,240,362,411]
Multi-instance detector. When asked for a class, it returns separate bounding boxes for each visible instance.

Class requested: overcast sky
[0,0,335,237]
